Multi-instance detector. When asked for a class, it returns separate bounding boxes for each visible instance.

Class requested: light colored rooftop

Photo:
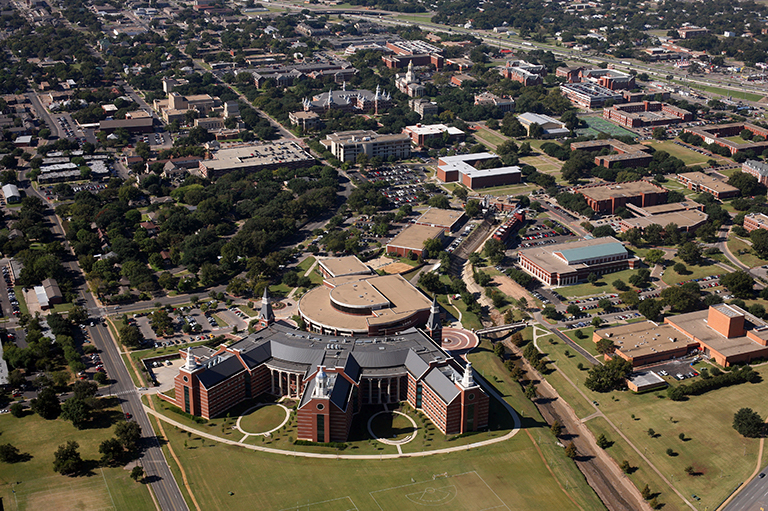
[595,321,697,360]
[665,309,768,358]
[387,224,444,251]
[620,209,707,230]
[677,172,739,193]
[200,141,314,171]
[578,181,664,201]
[318,255,371,278]
[298,274,432,333]
[631,201,701,216]
[404,124,465,136]
[416,207,465,229]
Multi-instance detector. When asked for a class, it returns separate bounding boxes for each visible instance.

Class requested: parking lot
[362,165,432,207]
[647,355,702,381]
[518,219,574,249]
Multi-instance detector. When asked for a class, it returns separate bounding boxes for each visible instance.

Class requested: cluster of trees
[668,366,759,401]
[4,312,87,376]
[584,357,633,392]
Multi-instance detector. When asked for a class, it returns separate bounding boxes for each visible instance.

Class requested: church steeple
[426,296,442,342]
[258,287,274,327]
[405,60,415,83]
[461,361,475,388]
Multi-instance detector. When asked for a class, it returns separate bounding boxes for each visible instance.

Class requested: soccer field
[370,472,508,511]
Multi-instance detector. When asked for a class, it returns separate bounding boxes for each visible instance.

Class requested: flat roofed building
[603,101,693,128]
[34,285,49,310]
[386,224,445,258]
[684,123,768,156]
[518,236,637,286]
[571,139,653,169]
[625,201,702,216]
[317,256,372,279]
[618,209,708,233]
[289,111,321,131]
[198,141,316,179]
[325,130,411,163]
[414,207,466,233]
[98,117,153,134]
[474,92,514,113]
[741,160,768,186]
[743,212,768,232]
[581,68,635,90]
[517,112,569,138]
[163,323,489,439]
[676,172,739,200]
[409,98,438,118]
[436,153,521,190]
[560,82,625,109]
[626,371,667,393]
[576,181,668,214]
[595,304,768,367]
[402,124,465,146]
[299,273,433,336]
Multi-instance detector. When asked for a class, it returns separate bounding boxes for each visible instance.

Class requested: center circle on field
[368,411,418,445]
[236,403,290,436]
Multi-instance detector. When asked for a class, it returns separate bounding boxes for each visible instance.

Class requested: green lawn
[557,268,640,298]
[642,140,722,167]
[473,127,508,148]
[238,405,287,434]
[727,237,768,269]
[536,330,768,511]
[151,337,607,511]
[660,258,726,286]
[211,313,228,327]
[295,256,323,284]
[683,82,765,102]
[562,327,600,357]
[0,404,155,511]
[14,285,28,315]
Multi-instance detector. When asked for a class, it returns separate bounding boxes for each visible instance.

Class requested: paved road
[89,322,189,511]
[19,169,190,511]
[724,471,768,511]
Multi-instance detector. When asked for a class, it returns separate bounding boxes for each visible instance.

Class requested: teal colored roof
[558,242,626,263]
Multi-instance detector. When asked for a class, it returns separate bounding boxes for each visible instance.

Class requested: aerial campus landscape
[8,1,768,511]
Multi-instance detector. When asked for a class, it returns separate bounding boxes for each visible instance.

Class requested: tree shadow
[574,453,594,462]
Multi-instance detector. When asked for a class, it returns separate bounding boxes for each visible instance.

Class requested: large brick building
[684,123,768,155]
[436,153,521,190]
[743,212,768,232]
[560,82,625,109]
[741,160,768,186]
[594,304,768,368]
[603,101,693,128]
[575,180,668,214]
[386,224,445,258]
[571,139,654,169]
[499,60,546,86]
[518,236,638,286]
[163,316,490,440]
[676,171,740,200]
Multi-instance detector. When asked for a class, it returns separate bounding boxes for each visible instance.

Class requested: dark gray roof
[330,375,352,411]
[271,341,326,365]
[423,368,460,404]
[239,343,271,369]
[351,348,408,368]
[404,350,429,379]
[197,356,245,389]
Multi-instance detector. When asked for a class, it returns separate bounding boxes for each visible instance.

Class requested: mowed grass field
[641,140,720,166]
[0,406,155,511]
[660,258,725,286]
[556,268,638,298]
[727,237,768,269]
[150,339,608,511]
[536,332,768,511]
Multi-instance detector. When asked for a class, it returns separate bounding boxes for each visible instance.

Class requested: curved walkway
[143,372,521,459]
[235,403,290,440]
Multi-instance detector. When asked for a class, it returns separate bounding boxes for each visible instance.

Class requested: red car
[125,412,132,420]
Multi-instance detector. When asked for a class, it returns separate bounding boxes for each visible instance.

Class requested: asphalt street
[725,470,768,511]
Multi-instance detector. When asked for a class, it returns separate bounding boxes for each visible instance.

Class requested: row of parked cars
[3,266,19,316]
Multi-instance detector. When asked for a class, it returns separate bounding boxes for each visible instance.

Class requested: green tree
[595,339,615,354]
[641,484,652,500]
[638,298,663,321]
[30,387,60,420]
[465,199,481,217]
[596,433,610,449]
[720,271,755,299]
[645,249,665,265]
[613,279,629,291]
[587,272,599,284]
[584,357,632,392]
[564,442,577,459]
[99,437,124,466]
[119,324,143,348]
[677,242,702,265]
[550,420,562,437]
[115,421,142,452]
[9,403,23,418]
[673,262,687,274]
[0,443,21,463]
[130,466,144,482]
[620,460,632,473]
[61,397,92,429]
[53,441,83,476]
[733,408,764,438]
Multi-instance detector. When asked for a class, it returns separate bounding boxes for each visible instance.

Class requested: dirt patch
[492,275,532,301]
[379,262,416,274]
[366,256,396,270]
